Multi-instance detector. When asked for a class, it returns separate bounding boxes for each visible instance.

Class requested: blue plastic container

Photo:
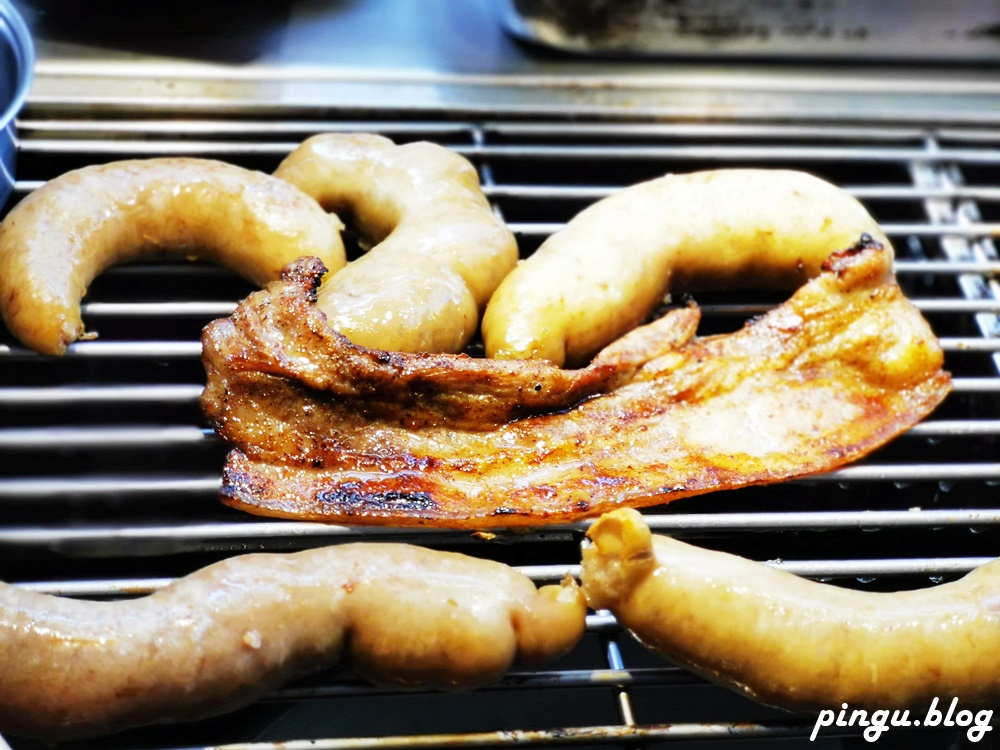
[0,0,32,210]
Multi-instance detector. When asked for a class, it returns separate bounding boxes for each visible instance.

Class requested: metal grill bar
[192,720,831,750]
[264,666,703,700]
[0,426,215,449]
[53,296,1000,319]
[16,119,925,140]
[508,221,1000,238]
[809,463,1000,481]
[0,384,203,405]
[1,463,998,500]
[19,181,1000,203]
[2,336,995,358]
[911,138,1000,375]
[15,139,1000,166]
[0,475,220,499]
[24,93,1000,126]
[701,299,1000,314]
[3,419,999,451]
[82,301,237,317]
[1,376,997,408]
[600,636,637,728]
[952,377,1000,391]
[3,508,1000,552]
[16,119,478,137]
[18,555,993,599]
[484,122,931,140]
[485,184,1000,202]
[25,60,1000,94]
[0,341,203,357]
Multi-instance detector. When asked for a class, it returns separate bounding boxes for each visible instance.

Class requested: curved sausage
[483,169,890,367]
[274,133,518,353]
[0,543,585,740]
[0,157,346,355]
[581,508,1000,713]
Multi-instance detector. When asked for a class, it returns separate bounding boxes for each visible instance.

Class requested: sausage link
[581,508,1000,713]
[0,157,346,355]
[483,169,889,367]
[0,543,585,740]
[275,133,518,353]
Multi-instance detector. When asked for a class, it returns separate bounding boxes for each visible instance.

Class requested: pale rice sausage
[581,508,1000,713]
[0,542,585,740]
[0,157,346,355]
[275,133,518,353]
[483,169,890,367]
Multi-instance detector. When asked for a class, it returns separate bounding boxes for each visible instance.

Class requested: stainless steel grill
[2,67,1000,749]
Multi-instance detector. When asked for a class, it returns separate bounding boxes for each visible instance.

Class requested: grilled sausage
[581,508,1000,713]
[0,157,346,355]
[274,133,518,353]
[0,543,585,740]
[483,169,890,367]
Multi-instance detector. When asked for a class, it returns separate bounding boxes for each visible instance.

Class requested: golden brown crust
[0,157,346,355]
[202,255,702,430]
[582,508,1000,712]
[203,239,951,528]
[0,543,585,740]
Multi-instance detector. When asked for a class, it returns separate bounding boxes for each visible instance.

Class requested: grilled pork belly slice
[202,238,950,528]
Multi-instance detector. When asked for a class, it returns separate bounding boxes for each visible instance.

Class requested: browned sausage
[483,169,889,366]
[582,508,1000,715]
[275,133,518,353]
[0,543,585,740]
[0,157,346,355]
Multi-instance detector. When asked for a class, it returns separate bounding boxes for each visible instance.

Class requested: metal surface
[500,0,1000,61]
[15,0,1000,128]
[3,8,1000,744]
[0,0,31,207]
[20,59,1000,127]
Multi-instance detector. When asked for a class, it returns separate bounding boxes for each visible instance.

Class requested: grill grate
[1,101,1000,750]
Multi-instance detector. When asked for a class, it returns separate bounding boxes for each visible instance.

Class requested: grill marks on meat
[202,240,951,528]
[203,256,702,431]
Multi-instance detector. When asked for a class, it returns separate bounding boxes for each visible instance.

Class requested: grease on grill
[318,487,439,513]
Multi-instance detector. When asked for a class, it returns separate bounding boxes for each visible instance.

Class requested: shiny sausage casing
[275,133,518,354]
[0,157,346,355]
[582,508,1000,713]
[483,168,890,367]
[0,543,585,740]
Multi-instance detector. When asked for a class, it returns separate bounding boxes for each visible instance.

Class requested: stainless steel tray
[501,0,1000,60]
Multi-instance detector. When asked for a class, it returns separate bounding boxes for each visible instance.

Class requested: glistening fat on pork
[202,237,950,528]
